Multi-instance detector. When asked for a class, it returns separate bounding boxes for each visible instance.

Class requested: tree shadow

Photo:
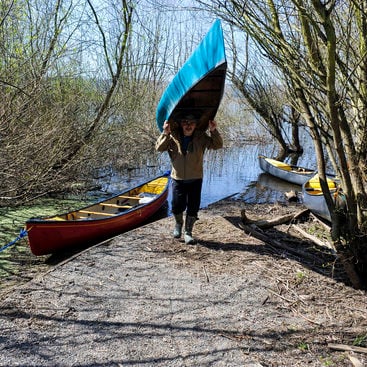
[198,215,350,287]
[0,292,348,367]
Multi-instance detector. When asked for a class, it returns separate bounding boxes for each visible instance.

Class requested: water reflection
[239,173,302,204]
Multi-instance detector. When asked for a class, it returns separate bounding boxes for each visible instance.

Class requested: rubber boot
[173,213,183,238]
[184,215,197,244]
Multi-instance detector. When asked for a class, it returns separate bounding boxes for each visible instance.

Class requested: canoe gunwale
[26,174,169,223]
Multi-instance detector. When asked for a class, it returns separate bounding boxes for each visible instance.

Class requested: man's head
[180,114,198,136]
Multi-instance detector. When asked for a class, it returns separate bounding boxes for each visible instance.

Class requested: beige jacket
[155,128,223,180]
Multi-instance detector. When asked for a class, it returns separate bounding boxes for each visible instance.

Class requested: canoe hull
[302,174,345,222]
[168,64,227,131]
[26,175,169,256]
[259,155,314,186]
[156,19,227,132]
[302,189,332,222]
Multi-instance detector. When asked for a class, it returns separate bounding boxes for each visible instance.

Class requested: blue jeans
[171,179,202,217]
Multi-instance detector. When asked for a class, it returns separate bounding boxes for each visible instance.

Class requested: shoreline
[1,199,366,366]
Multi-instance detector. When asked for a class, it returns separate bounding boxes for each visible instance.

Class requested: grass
[0,196,95,288]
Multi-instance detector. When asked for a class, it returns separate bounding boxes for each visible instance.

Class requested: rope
[0,228,28,253]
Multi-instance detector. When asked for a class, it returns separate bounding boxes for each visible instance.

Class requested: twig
[266,287,295,304]
[203,265,210,283]
[328,343,367,354]
[292,308,322,325]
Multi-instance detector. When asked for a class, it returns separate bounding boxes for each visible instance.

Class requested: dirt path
[1,200,366,366]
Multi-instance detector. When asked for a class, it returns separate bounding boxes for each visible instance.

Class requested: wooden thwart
[79,210,115,216]
[118,195,140,200]
[99,203,132,209]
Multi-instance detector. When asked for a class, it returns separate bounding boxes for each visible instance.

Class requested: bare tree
[196,0,367,288]
[227,27,302,155]
[0,0,212,206]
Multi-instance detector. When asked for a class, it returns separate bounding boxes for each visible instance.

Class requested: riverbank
[1,198,366,366]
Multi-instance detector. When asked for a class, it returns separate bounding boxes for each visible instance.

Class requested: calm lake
[104,142,314,209]
[0,139,316,290]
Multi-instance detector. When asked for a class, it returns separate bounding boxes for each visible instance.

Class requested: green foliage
[353,333,367,347]
[0,1,236,207]
[295,271,306,283]
[319,356,334,366]
[297,341,309,351]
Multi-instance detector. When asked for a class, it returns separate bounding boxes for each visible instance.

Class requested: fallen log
[310,212,331,231]
[239,222,319,261]
[241,208,309,229]
[291,224,336,253]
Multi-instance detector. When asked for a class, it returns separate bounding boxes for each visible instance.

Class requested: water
[0,142,310,290]
[1,143,307,246]
[103,144,285,210]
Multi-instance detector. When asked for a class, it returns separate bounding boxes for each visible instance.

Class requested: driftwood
[291,224,336,253]
[348,356,364,367]
[328,343,367,354]
[239,222,319,261]
[310,212,332,231]
[240,208,337,254]
[239,208,339,260]
[241,208,309,229]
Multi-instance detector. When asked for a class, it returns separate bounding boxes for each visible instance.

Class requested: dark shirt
[181,135,192,154]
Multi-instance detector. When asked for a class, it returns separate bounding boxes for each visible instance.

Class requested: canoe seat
[79,210,115,216]
[266,158,291,171]
[118,195,140,200]
[305,188,323,195]
[100,203,132,209]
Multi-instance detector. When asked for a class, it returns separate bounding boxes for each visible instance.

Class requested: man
[155,114,223,244]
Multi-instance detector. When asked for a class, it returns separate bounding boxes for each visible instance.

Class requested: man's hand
[208,120,217,132]
[163,120,171,135]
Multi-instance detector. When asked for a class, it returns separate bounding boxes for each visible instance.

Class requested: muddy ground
[0,198,367,367]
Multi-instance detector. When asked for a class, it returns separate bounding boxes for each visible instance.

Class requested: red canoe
[26,174,170,256]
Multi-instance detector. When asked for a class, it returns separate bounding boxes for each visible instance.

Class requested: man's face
[180,120,197,136]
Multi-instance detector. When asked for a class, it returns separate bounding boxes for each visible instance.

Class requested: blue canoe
[156,19,227,132]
